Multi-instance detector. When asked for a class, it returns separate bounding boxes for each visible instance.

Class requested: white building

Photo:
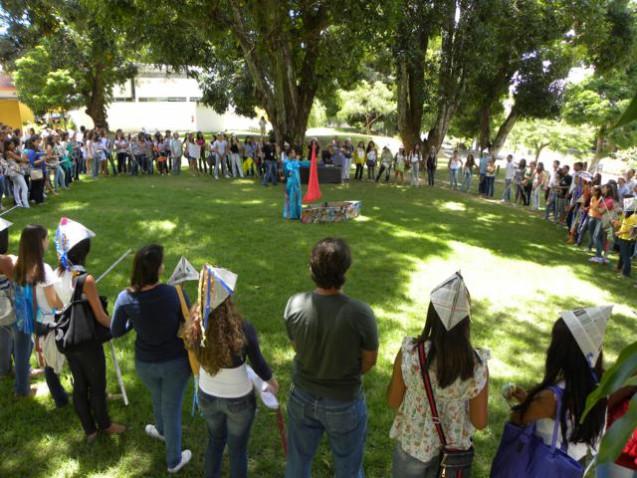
[69,65,262,133]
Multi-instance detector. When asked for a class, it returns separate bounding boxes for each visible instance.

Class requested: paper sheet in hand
[247,365,279,410]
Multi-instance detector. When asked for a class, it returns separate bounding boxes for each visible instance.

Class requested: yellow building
[0,73,34,129]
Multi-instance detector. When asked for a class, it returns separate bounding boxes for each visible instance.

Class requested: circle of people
[0,215,632,477]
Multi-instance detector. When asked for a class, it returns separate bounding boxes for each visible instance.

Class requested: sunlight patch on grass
[57,201,86,212]
[143,219,177,235]
[439,201,467,212]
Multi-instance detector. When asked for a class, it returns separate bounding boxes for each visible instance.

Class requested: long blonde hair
[184,298,246,376]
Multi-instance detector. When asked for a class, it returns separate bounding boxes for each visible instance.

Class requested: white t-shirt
[35,263,60,325]
[199,363,253,398]
[505,162,516,180]
[213,140,228,156]
[187,142,200,159]
[55,269,75,307]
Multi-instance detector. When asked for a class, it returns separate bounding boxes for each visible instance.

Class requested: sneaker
[588,256,602,263]
[145,424,165,442]
[167,450,192,474]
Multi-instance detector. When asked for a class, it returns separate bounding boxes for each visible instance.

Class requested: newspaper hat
[198,264,238,330]
[623,197,636,212]
[167,257,199,286]
[55,217,96,270]
[430,271,471,331]
[0,218,12,233]
[560,305,612,367]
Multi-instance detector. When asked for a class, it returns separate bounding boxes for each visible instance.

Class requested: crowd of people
[0,219,635,477]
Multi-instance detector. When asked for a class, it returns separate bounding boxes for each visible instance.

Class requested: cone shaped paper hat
[55,217,96,270]
[198,264,238,330]
[560,305,612,366]
[430,271,471,331]
[0,218,12,233]
[168,257,199,285]
[623,197,636,212]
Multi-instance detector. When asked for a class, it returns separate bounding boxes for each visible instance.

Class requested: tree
[12,45,82,117]
[336,81,395,134]
[506,119,594,162]
[563,64,637,169]
[120,0,380,146]
[0,0,136,129]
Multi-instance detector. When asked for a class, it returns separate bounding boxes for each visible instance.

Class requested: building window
[113,97,134,102]
[189,97,202,102]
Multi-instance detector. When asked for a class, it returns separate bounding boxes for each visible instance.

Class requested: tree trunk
[395,2,432,153]
[588,126,606,172]
[491,108,518,158]
[479,105,491,151]
[534,142,550,162]
[84,71,108,130]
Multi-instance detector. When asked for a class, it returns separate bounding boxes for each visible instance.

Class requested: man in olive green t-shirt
[284,237,378,478]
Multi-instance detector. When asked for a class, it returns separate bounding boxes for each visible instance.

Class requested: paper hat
[560,305,612,367]
[0,218,12,233]
[167,257,199,286]
[579,171,593,182]
[430,271,471,331]
[623,197,636,212]
[198,264,238,329]
[55,217,95,270]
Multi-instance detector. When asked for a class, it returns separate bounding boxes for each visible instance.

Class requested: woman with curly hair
[184,265,278,478]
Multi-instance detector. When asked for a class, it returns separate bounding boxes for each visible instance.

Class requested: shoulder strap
[73,273,88,301]
[417,341,447,447]
[548,385,567,452]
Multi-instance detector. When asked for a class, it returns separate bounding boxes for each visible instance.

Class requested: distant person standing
[169,132,183,175]
[478,151,489,195]
[284,238,378,478]
[501,155,515,202]
[461,154,475,192]
[409,145,422,187]
[259,116,267,139]
[425,146,437,186]
[448,150,461,189]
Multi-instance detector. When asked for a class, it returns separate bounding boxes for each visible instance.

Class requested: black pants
[117,153,128,173]
[376,165,390,182]
[66,345,111,435]
[617,238,635,277]
[29,178,44,203]
[198,154,208,174]
[427,167,435,186]
[355,164,364,180]
[367,164,375,179]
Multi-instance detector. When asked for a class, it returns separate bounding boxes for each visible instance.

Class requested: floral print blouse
[390,337,489,463]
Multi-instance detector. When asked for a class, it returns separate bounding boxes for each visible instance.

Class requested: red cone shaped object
[303,144,322,203]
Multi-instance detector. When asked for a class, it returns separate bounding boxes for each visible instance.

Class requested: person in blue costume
[283,145,310,220]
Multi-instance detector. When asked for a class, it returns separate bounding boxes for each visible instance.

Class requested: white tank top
[199,363,253,398]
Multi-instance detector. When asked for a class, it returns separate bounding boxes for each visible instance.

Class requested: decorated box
[301,201,362,224]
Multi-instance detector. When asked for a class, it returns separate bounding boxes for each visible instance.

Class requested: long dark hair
[514,318,606,446]
[14,225,48,285]
[416,302,478,388]
[57,238,91,273]
[130,244,163,292]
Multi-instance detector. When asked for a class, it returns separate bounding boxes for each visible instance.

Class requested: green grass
[0,171,634,478]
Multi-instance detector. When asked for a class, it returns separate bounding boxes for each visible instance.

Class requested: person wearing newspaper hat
[183,264,279,478]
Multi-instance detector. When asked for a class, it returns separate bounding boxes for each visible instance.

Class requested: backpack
[54,274,111,353]
[0,279,15,327]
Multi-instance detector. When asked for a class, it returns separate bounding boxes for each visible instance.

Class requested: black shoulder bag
[54,274,112,353]
[417,341,474,478]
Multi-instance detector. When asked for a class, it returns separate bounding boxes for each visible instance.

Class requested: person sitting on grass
[184,264,279,478]
[387,272,489,478]
[284,238,378,478]
[503,306,611,468]
[111,244,192,474]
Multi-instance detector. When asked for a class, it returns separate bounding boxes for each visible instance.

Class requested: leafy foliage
[336,81,395,133]
[506,119,594,161]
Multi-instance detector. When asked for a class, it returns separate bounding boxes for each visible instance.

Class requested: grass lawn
[0,171,634,478]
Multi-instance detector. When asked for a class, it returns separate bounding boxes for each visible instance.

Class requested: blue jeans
[545,190,557,220]
[449,169,459,189]
[12,324,33,396]
[262,161,278,185]
[588,217,603,257]
[461,171,472,192]
[54,165,66,190]
[0,324,13,376]
[392,444,438,478]
[285,386,368,478]
[502,178,513,201]
[486,176,495,197]
[198,389,256,478]
[172,156,181,175]
[136,357,191,469]
[617,239,635,277]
